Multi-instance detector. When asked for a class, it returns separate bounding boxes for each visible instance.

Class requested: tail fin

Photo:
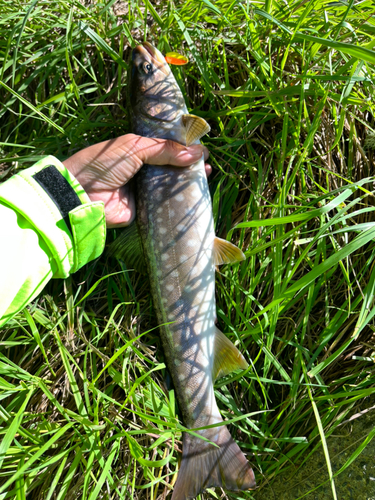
[171,426,256,500]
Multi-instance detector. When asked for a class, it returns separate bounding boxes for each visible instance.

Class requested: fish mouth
[132,42,170,75]
[142,41,159,60]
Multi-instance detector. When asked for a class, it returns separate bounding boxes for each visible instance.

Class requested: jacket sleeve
[0,155,106,327]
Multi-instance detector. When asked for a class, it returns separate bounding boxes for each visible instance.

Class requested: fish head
[128,42,187,133]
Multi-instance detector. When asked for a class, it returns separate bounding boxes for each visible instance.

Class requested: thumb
[127,134,205,167]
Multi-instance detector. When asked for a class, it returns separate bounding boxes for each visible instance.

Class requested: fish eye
[142,62,153,74]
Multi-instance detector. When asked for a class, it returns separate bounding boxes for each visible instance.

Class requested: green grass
[1,0,375,498]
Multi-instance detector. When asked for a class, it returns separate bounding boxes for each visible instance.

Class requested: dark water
[253,407,375,500]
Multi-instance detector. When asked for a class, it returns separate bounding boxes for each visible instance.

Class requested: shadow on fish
[110,41,256,499]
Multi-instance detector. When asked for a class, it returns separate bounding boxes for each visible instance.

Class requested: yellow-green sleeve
[0,156,106,327]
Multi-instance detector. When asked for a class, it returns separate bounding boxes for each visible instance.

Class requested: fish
[111,41,256,499]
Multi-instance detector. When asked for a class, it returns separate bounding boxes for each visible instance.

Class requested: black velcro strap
[33,165,82,232]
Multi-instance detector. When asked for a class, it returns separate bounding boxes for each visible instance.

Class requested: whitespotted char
[110,41,256,499]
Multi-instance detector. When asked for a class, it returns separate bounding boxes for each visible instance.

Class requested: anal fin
[213,327,248,380]
[214,237,246,265]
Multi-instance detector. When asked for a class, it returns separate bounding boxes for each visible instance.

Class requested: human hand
[63,134,210,228]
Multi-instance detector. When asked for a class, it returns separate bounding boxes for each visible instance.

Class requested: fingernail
[187,145,204,156]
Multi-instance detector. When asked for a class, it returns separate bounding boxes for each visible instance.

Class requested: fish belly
[137,159,219,428]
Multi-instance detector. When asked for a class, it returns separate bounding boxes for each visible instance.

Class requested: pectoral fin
[213,327,248,380]
[182,114,210,146]
[214,237,246,265]
[107,222,146,274]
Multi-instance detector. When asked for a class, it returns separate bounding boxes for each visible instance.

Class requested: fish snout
[132,42,170,76]
[142,42,165,65]
[132,44,149,61]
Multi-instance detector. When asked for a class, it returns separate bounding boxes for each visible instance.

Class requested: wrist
[0,156,106,276]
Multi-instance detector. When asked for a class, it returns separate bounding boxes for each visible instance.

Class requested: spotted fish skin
[126,42,255,499]
[137,162,216,429]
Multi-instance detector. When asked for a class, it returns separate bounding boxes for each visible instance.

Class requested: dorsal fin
[182,114,210,146]
[213,237,246,265]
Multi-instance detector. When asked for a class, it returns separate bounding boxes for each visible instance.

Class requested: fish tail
[171,426,256,500]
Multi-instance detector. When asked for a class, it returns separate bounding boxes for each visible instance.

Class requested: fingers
[127,134,208,168]
[87,184,136,228]
[63,133,212,209]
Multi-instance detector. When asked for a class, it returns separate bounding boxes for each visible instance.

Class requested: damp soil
[253,405,375,500]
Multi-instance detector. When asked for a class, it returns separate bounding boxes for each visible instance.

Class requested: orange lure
[165,51,189,65]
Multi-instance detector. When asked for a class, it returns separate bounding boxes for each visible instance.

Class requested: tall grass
[1,0,375,498]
